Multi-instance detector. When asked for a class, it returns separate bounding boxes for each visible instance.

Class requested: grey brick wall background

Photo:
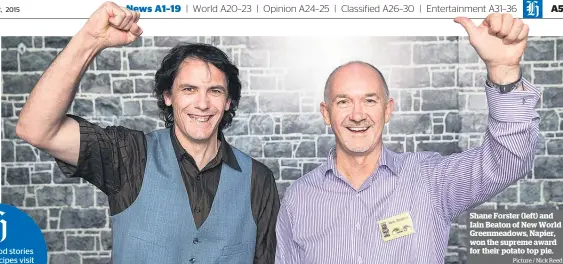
[1,35,562,264]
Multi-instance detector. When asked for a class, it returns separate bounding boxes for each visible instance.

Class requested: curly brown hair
[153,43,241,130]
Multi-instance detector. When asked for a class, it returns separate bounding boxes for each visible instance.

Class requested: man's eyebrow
[178,84,226,91]
[179,83,197,88]
[365,93,381,99]
[333,93,381,99]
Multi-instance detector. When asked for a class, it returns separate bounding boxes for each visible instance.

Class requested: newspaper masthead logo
[523,0,543,18]
[0,211,6,243]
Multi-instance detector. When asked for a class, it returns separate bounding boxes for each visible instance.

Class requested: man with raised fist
[16,2,279,263]
[275,13,540,264]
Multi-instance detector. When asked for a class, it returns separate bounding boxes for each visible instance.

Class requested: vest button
[189,258,195,263]
[193,238,199,244]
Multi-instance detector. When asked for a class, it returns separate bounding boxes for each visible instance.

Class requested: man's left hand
[455,13,529,84]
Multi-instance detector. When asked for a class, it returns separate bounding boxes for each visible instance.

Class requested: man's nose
[194,92,210,110]
[349,103,366,122]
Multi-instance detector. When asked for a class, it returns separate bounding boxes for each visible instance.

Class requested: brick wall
[1,36,562,264]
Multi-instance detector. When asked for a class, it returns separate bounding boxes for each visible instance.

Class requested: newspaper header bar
[0,0,559,36]
[0,0,558,19]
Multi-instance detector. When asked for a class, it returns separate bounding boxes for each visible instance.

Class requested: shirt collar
[323,145,399,177]
[169,127,241,172]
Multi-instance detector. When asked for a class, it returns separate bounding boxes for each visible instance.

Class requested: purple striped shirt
[275,79,540,264]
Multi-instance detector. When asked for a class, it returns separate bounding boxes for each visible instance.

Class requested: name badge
[378,212,415,242]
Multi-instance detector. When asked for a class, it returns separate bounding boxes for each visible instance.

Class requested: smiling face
[164,58,231,144]
[320,62,394,155]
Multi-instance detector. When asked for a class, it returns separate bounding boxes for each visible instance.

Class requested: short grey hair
[323,61,389,103]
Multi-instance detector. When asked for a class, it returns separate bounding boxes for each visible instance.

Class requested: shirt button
[357,256,362,264]
[355,222,360,230]
[193,238,199,244]
[196,175,201,181]
[189,258,196,263]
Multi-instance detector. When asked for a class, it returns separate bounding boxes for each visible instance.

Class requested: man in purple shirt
[275,13,540,264]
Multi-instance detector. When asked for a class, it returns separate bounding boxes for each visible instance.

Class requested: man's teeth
[190,115,210,122]
[348,127,368,131]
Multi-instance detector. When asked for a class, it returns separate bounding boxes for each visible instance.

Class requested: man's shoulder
[280,162,327,201]
[249,157,275,178]
[383,147,456,173]
[227,146,276,182]
[385,146,436,158]
[296,163,326,185]
[144,127,171,138]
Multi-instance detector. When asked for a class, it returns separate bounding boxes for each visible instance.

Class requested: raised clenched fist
[81,1,143,50]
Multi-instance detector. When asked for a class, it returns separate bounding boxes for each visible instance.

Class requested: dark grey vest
[111,128,256,263]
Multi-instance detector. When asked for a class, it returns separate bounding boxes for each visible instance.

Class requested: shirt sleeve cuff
[54,114,89,178]
[485,78,540,123]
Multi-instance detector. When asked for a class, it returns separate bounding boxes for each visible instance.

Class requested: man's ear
[384,98,394,123]
[164,90,172,106]
[225,97,231,111]
[320,101,331,126]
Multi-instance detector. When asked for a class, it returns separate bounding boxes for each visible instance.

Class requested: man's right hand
[81,1,143,50]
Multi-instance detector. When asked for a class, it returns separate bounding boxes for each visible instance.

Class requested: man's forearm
[16,31,102,145]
